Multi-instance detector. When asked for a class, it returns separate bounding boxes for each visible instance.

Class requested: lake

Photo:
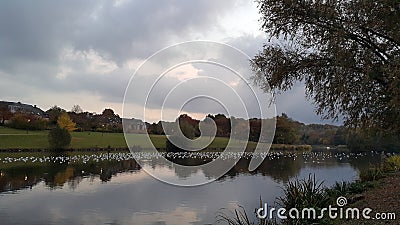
[0,151,382,225]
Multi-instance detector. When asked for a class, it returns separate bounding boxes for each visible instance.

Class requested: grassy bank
[0,126,259,150]
[0,126,313,152]
[269,144,312,152]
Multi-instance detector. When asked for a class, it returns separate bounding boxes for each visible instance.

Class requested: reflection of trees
[0,165,44,192]
[164,157,208,179]
[347,153,382,172]
[165,155,303,182]
[0,158,141,193]
[220,157,303,183]
[1,152,382,193]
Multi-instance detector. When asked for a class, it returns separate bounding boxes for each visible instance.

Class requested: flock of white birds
[0,151,393,165]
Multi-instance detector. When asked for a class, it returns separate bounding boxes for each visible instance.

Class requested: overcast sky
[0,0,340,125]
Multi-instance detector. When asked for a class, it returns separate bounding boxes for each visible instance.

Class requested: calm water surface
[0,151,382,225]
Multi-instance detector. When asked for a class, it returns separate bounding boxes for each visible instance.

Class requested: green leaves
[253,0,400,132]
[48,126,71,150]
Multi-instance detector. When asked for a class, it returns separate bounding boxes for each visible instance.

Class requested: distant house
[123,118,147,133]
[0,101,46,118]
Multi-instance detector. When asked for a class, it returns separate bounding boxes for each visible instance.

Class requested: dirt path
[342,173,400,225]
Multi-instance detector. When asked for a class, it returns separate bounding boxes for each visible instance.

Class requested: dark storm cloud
[0,1,337,124]
[0,0,234,69]
[0,0,236,106]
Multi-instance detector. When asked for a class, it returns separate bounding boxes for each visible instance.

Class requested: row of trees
[147,113,342,145]
[2,105,122,133]
[3,102,398,151]
[48,106,122,132]
[1,104,122,150]
[148,113,400,151]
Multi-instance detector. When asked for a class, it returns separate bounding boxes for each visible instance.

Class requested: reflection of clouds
[130,207,200,225]
[0,153,369,225]
[103,170,151,183]
[35,170,151,194]
[46,206,66,223]
[78,212,112,225]
[226,200,241,210]
[142,164,204,183]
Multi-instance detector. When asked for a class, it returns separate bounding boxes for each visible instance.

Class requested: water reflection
[0,151,383,193]
[0,153,141,193]
[0,151,386,225]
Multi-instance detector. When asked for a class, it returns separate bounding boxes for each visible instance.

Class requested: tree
[165,115,197,152]
[333,127,348,145]
[178,119,196,139]
[48,126,71,150]
[0,105,12,125]
[8,114,29,129]
[57,112,76,132]
[71,105,83,114]
[231,118,249,141]
[252,0,400,132]
[102,108,115,117]
[47,105,65,125]
[199,117,216,138]
[213,114,231,137]
[274,113,299,144]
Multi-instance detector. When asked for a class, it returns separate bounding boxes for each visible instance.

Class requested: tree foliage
[274,113,299,144]
[46,105,65,125]
[252,0,400,132]
[71,105,83,114]
[7,114,48,130]
[57,112,76,132]
[48,126,71,150]
[0,105,12,125]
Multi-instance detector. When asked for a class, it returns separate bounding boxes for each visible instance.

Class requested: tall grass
[276,174,330,224]
[359,166,384,181]
[216,205,278,225]
[217,175,329,225]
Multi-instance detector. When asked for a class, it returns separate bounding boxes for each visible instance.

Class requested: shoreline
[342,172,400,224]
[0,144,313,153]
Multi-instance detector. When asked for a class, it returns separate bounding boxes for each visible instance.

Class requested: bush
[48,126,71,150]
[7,114,29,129]
[383,155,400,172]
[277,174,330,224]
[165,135,192,152]
[359,167,384,182]
[270,144,312,151]
[327,181,368,199]
[7,114,48,130]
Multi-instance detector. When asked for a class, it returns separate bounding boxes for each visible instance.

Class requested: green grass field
[0,126,252,150]
[1,126,312,152]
